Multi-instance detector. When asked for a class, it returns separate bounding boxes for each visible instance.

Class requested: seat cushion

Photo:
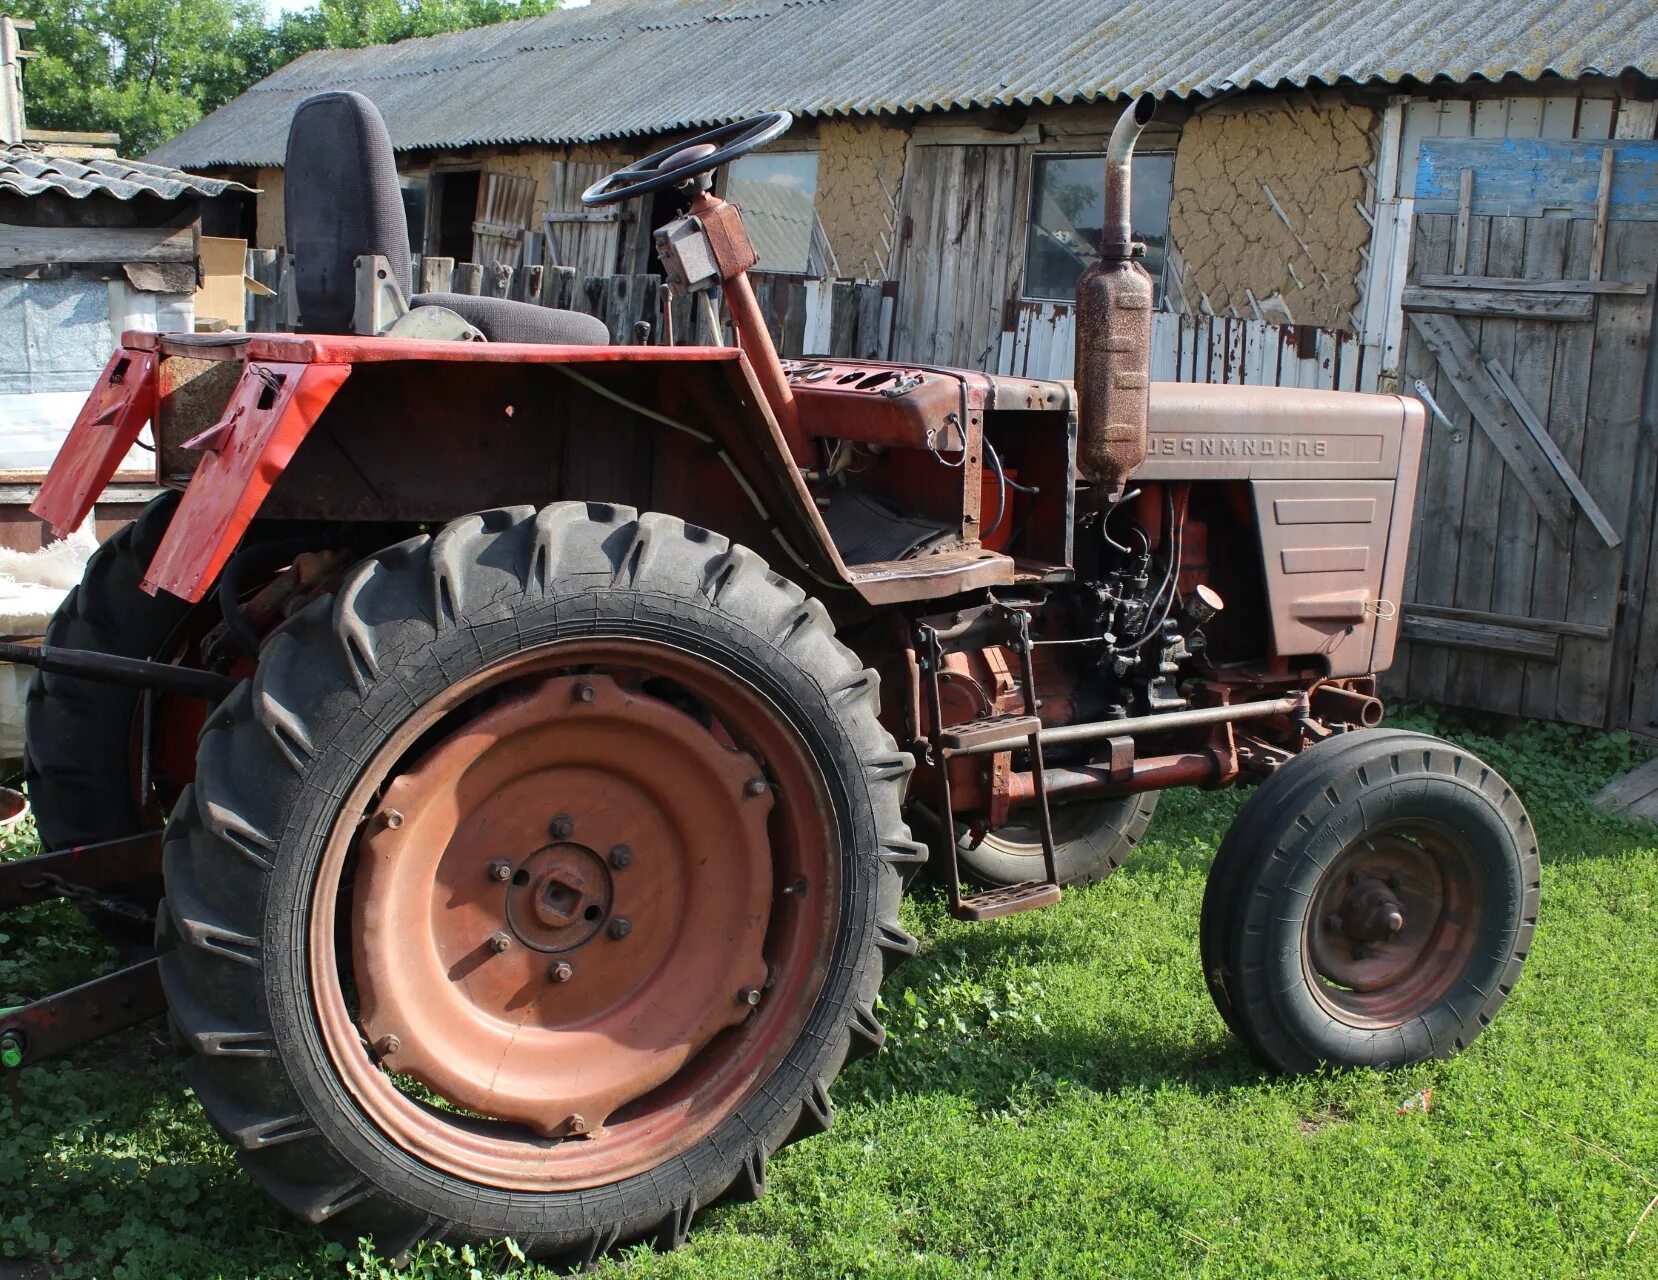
[286,91,410,334]
[412,293,611,346]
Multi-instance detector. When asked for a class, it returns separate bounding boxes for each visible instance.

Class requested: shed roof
[148,0,1658,169]
[0,144,253,200]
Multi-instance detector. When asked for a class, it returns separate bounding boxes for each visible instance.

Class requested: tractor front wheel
[159,504,920,1263]
[1201,730,1538,1073]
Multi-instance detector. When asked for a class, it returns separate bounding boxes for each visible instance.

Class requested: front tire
[160,504,922,1263]
[1201,730,1538,1073]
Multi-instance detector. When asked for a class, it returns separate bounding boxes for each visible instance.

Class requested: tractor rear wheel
[24,493,191,944]
[1201,730,1538,1073]
[957,793,1158,888]
[159,503,921,1264]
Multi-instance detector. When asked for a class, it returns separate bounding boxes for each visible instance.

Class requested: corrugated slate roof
[148,0,1658,168]
[0,145,254,199]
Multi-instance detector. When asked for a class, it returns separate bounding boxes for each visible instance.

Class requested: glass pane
[399,174,429,254]
[727,152,820,275]
[1022,152,1173,304]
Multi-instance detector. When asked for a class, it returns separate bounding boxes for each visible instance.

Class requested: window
[1022,151,1174,303]
[725,152,822,275]
[399,173,429,254]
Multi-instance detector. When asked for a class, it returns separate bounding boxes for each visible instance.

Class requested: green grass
[3,708,1657,1279]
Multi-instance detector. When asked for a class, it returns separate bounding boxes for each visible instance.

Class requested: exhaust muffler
[1074,93,1157,499]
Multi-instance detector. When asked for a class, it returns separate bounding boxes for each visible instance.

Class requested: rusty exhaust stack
[1075,93,1157,499]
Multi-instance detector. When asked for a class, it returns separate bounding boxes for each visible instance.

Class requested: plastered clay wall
[1168,96,1374,330]
[813,117,907,279]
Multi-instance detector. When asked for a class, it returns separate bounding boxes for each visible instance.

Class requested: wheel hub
[505,843,614,951]
[351,673,774,1138]
[1304,830,1478,1020]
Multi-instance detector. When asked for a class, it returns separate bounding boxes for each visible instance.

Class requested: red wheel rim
[307,639,839,1191]
[1302,825,1482,1028]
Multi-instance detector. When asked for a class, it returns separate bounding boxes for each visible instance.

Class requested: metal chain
[22,873,154,925]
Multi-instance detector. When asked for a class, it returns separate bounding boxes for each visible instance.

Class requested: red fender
[142,360,352,600]
[31,345,159,538]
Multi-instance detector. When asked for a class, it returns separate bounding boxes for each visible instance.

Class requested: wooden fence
[243,249,892,360]
[998,301,1383,392]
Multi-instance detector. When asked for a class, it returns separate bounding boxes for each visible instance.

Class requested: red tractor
[1,93,1537,1263]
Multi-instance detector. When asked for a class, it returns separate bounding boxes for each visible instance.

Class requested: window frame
[1017,147,1175,306]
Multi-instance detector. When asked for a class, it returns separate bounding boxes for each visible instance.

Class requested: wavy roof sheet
[148,0,1658,168]
[0,145,253,200]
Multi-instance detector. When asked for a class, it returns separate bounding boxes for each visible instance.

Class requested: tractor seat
[412,292,610,345]
[285,90,607,347]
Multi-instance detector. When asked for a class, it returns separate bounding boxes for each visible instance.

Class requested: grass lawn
[3,708,1656,1279]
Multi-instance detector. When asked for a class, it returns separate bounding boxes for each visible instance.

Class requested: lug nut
[549,961,574,983]
[487,859,512,882]
[1324,912,1344,931]
[574,682,595,704]
[374,1033,401,1057]
[1383,910,1406,935]
[783,878,808,896]
[744,778,768,797]
[550,813,575,839]
[739,987,762,1007]
[567,1113,589,1135]
[381,809,404,830]
[486,931,512,954]
[609,844,632,870]
[608,916,632,940]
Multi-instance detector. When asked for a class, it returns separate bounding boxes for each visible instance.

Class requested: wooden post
[421,255,454,294]
[245,248,282,331]
[453,262,484,296]
[542,265,577,310]
[487,261,513,299]
[523,264,544,305]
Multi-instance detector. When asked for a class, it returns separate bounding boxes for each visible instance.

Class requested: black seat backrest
[284,91,410,334]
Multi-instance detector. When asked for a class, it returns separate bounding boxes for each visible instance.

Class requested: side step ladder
[917,609,1061,922]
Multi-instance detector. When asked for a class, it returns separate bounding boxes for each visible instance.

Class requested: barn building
[146,0,1658,732]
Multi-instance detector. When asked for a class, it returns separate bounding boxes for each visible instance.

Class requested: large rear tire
[24,493,189,851]
[160,503,922,1264]
[1201,730,1538,1073]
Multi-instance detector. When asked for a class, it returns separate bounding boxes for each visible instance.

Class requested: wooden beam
[1400,613,1561,660]
[1452,168,1474,274]
[1401,285,1593,321]
[21,127,120,146]
[1405,602,1612,641]
[1417,273,1649,295]
[0,223,195,270]
[1406,311,1575,539]
[1590,147,1614,281]
[1483,356,1622,548]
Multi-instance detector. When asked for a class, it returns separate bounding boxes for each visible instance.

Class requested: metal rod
[0,641,237,702]
[1102,94,1158,260]
[951,692,1308,758]
[0,959,166,1068]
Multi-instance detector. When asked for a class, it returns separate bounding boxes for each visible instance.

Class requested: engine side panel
[1137,383,1425,674]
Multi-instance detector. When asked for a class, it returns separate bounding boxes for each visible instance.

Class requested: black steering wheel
[581,112,794,207]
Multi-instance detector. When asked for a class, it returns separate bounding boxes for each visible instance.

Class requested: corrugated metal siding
[0,146,251,200]
[148,0,1658,168]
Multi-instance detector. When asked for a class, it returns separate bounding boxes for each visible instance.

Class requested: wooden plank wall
[997,305,1381,392]
[1389,95,1658,730]
[888,142,1024,370]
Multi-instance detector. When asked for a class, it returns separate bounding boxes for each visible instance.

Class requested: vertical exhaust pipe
[1075,93,1157,499]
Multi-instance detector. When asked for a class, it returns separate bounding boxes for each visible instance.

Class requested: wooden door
[889,142,1024,370]
[543,161,622,280]
[471,172,536,269]
[1394,137,1658,729]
